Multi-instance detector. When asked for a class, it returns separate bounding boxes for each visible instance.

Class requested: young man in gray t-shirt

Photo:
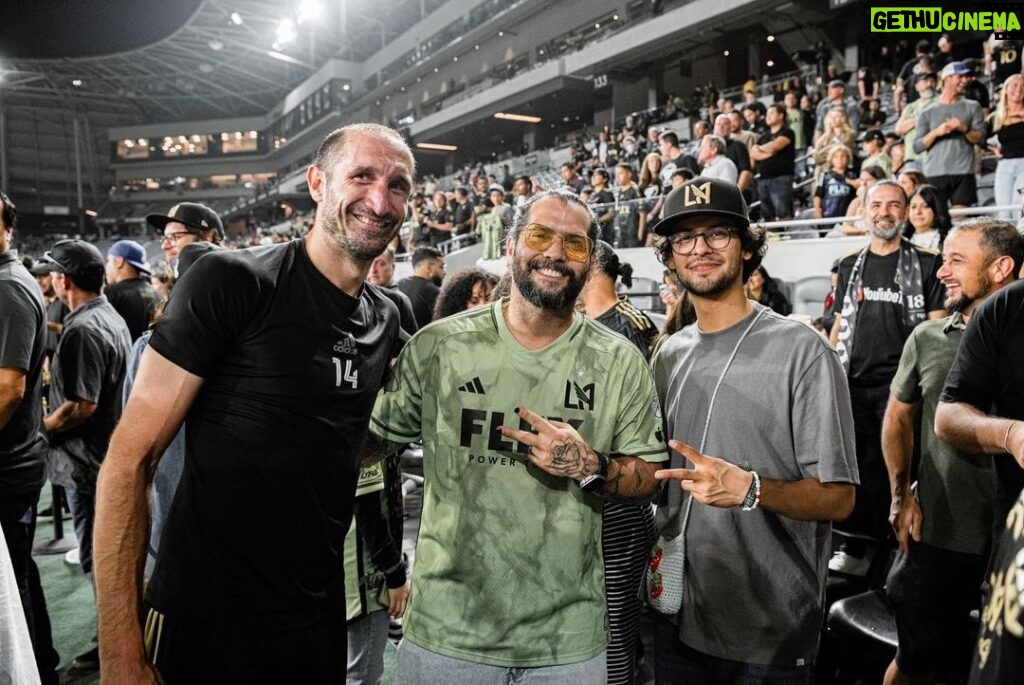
[649,177,858,678]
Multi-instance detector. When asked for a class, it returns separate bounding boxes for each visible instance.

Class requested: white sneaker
[64,547,81,566]
[828,550,870,577]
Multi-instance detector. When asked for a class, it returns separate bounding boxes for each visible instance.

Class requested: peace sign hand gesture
[654,440,754,508]
[498,405,600,480]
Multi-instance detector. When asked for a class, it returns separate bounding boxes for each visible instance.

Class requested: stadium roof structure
[0,0,446,212]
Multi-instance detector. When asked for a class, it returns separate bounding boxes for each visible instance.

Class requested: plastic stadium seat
[826,589,897,659]
[790,275,832,318]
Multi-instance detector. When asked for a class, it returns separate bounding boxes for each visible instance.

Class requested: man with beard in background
[366,188,667,683]
[398,246,445,328]
[93,123,414,685]
[881,219,1023,685]
[829,181,946,576]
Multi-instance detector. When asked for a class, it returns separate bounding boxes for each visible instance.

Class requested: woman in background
[746,265,792,316]
[990,73,1024,220]
[432,267,499,320]
[902,184,952,250]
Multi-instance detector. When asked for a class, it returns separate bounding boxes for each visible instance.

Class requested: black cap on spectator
[650,177,749,237]
[44,239,105,277]
[859,129,886,145]
[147,202,224,239]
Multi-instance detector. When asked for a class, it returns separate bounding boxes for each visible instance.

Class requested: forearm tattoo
[602,459,652,502]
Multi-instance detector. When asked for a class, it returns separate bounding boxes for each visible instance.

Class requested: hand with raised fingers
[654,440,753,508]
[498,405,600,480]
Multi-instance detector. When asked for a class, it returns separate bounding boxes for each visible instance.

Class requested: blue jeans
[347,609,390,685]
[756,175,794,222]
[397,638,607,684]
[654,616,811,685]
[64,485,95,578]
[994,156,1024,221]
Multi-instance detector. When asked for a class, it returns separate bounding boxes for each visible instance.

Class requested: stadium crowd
[2,32,1024,685]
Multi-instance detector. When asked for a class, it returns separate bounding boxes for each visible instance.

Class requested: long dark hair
[902,184,952,244]
[593,240,634,288]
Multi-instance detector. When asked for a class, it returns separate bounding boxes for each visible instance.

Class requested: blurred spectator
[914,61,985,209]
[613,164,645,248]
[984,34,1024,90]
[895,70,938,168]
[784,92,806,151]
[432,267,498,320]
[745,265,792,315]
[857,66,879,103]
[367,248,418,336]
[743,102,769,137]
[895,40,934,114]
[963,59,990,114]
[561,162,587,194]
[859,129,893,178]
[589,169,616,235]
[714,114,754,195]
[989,73,1024,221]
[452,187,475,238]
[397,247,446,329]
[728,111,757,153]
[815,79,861,140]
[697,135,738,184]
[104,241,159,341]
[897,169,928,200]
[658,131,700,188]
[423,191,453,246]
[147,202,223,266]
[860,98,886,131]
[903,184,952,250]
[814,107,858,180]
[814,145,856,221]
[750,103,796,222]
[512,175,534,207]
[932,34,955,73]
[407,191,431,250]
[29,262,68,364]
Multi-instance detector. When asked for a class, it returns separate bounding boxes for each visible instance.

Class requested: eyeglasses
[161,231,193,245]
[669,228,735,255]
[522,224,594,262]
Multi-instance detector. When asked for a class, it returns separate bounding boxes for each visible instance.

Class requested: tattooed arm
[499,406,661,502]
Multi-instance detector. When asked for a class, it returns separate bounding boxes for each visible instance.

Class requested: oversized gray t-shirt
[651,304,859,667]
[913,99,984,177]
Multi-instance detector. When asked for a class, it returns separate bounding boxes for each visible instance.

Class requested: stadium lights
[230,12,243,25]
[84,209,98,217]
[297,0,322,24]
[494,112,542,123]
[416,142,458,151]
[276,19,297,45]
[72,78,83,87]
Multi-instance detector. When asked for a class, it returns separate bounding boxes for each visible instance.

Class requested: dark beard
[677,259,742,298]
[512,254,587,313]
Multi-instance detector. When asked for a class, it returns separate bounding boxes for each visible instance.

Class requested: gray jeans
[397,638,607,684]
[347,609,390,685]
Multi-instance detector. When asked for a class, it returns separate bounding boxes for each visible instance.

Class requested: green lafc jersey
[371,301,667,667]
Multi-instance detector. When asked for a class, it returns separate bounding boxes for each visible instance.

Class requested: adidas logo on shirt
[458,377,486,394]
[333,334,358,356]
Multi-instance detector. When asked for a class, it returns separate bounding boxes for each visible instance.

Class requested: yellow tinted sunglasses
[523,224,594,263]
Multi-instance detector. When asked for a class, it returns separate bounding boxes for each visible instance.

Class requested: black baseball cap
[147,202,224,238]
[859,128,886,145]
[44,239,105,277]
[650,177,750,237]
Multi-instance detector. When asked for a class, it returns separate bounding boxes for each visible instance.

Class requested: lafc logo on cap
[169,203,182,217]
[684,182,712,207]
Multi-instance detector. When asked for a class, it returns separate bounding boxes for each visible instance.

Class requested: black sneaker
[71,646,99,671]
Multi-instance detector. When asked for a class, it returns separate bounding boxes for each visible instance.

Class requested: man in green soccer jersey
[368,188,668,683]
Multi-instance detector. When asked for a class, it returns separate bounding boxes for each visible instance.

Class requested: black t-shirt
[452,201,474,235]
[145,239,400,627]
[756,126,796,178]
[832,246,945,384]
[614,185,643,248]
[396,275,440,329]
[589,188,616,230]
[969,488,1024,684]
[0,253,47,495]
[940,279,1024,524]
[49,296,131,478]
[724,139,752,175]
[660,153,700,188]
[992,41,1023,89]
[427,207,453,246]
[105,277,160,341]
[44,298,68,362]
[595,297,657,359]
[376,284,419,340]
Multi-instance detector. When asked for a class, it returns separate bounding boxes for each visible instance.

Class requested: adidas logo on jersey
[333,334,358,355]
[457,377,486,394]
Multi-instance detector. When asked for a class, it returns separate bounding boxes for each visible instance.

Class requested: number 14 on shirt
[333,357,358,388]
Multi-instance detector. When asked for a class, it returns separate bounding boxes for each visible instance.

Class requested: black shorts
[928,174,977,208]
[886,539,986,679]
[143,603,347,685]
